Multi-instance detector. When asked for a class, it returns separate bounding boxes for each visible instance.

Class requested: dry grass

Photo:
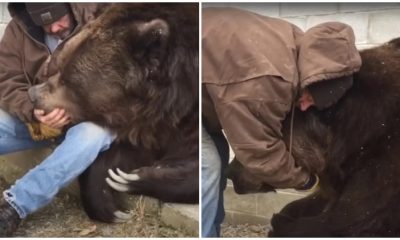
[221,223,269,237]
[0,177,192,237]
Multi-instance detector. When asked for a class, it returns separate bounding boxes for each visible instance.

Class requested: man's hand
[34,108,71,129]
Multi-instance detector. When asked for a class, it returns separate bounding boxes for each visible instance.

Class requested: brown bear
[228,37,400,236]
[28,3,199,223]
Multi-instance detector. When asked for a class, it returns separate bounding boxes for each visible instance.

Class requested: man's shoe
[0,201,21,237]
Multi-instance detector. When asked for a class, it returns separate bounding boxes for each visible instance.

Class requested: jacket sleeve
[0,21,34,122]
[207,77,310,189]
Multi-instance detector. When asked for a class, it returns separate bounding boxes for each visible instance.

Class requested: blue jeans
[0,108,115,218]
[202,127,229,237]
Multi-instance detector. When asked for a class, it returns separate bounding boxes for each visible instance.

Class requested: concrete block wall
[0,3,10,38]
[203,2,400,225]
[203,2,400,49]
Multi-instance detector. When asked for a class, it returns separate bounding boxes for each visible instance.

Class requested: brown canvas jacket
[202,7,361,188]
[0,3,100,122]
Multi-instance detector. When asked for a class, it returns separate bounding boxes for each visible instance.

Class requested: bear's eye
[47,80,60,94]
[47,83,54,94]
[58,79,65,86]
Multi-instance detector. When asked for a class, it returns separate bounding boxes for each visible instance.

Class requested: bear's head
[29,3,199,148]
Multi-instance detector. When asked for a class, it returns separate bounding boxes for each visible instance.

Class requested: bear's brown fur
[29,3,199,223]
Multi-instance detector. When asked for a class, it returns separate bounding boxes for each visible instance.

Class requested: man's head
[26,3,74,40]
[298,75,353,111]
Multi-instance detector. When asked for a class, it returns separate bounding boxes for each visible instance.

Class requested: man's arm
[220,99,310,189]
[0,21,34,122]
[207,77,311,189]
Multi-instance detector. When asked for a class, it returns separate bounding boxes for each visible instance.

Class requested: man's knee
[0,108,9,117]
[202,128,222,186]
[65,122,116,146]
[202,130,222,170]
[0,108,19,137]
[0,108,14,124]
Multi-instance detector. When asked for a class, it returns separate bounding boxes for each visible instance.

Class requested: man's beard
[54,28,73,40]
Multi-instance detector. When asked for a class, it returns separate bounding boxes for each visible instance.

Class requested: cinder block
[0,149,52,182]
[224,184,257,215]
[0,148,80,196]
[2,3,11,23]
[226,3,280,17]
[306,13,369,44]
[369,10,400,44]
[0,3,3,23]
[225,183,306,216]
[280,3,338,17]
[0,23,6,38]
[161,203,199,236]
[202,3,230,8]
[339,3,400,13]
[357,44,379,50]
[202,3,279,17]
[224,180,316,225]
[224,211,268,225]
[282,17,307,30]
[256,190,305,217]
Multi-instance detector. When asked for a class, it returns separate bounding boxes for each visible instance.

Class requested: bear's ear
[387,38,400,58]
[389,37,400,49]
[131,19,170,77]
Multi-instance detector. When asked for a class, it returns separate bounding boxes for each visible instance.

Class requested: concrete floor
[224,181,308,225]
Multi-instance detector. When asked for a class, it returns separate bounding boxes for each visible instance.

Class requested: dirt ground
[221,223,269,237]
[1,174,268,238]
[0,177,193,237]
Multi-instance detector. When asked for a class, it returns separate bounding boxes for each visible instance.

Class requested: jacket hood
[297,22,362,89]
[7,3,99,46]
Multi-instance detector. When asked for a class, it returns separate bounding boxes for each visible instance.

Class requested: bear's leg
[79,143,142,223]
[106,158,199,203]
[270,158,400,237]
[269,192,330,236]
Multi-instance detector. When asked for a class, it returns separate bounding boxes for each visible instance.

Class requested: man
[201,7,361,237]
[0,3,115,236]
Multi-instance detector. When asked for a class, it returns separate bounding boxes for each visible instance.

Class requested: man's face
[43,14,74,40]
[297,89,315,112]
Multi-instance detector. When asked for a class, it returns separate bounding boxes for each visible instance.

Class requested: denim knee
[202,158,221,185]
[202,128,221,180]
[201,127,222,196]
[0,108,17,137]
[65,122,116,150]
